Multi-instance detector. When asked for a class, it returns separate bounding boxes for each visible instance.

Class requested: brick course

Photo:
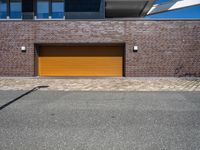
[0,20,200,77]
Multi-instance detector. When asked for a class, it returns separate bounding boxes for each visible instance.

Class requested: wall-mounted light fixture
[21,46,26,52]
[133,46,138,52]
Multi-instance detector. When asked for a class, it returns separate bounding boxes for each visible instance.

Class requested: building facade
[0,0,200,77]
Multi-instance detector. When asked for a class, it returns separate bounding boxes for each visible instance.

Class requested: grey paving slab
[0,91,200,150]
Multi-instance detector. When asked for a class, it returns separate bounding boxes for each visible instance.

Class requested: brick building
[0,0,200,77]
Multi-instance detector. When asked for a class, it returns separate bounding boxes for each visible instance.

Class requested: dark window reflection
[10,0,22,19]
[0,0,7,19]
[66,0,101,12]
[22,0,34,19]
[52,0,64,19]
[37,0,49,19]
[22,0,33,12]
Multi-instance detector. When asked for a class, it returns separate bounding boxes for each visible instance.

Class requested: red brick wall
[0,20,200,77]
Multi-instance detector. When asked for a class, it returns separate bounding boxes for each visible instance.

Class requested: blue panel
[154,0,171,4]
[37,0,49,19]
[0,0,7,19]
[52,0,64,19]
[10,0,22,19]
[146,5,200,19]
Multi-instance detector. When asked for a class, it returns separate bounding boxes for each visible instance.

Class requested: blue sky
[145,0,200,19]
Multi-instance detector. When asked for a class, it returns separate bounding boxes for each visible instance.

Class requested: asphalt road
[0,90,200,150]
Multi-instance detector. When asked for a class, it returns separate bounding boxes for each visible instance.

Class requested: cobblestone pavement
[0,77,200,91]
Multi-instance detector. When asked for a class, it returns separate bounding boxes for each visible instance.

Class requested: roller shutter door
[38,45,123,77]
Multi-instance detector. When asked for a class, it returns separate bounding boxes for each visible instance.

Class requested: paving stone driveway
[0,77,200,91]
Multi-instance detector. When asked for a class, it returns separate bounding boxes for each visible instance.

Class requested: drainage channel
[0,86,49,111]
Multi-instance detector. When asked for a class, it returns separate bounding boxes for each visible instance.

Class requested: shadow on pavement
[0,86,48,111]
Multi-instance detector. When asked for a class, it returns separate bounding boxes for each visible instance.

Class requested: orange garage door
[38,45,124,77]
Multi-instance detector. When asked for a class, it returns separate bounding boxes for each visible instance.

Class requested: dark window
[10,0,22,19]
[22,0,34,19]
[66,0,101,12]
[64,0,104,19]
[52,0,64,19]
[37,0,49,19]
[22,0,33,12]
[0,0,7,19]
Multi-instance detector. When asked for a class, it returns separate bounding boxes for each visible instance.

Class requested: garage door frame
[34,43,126,77]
